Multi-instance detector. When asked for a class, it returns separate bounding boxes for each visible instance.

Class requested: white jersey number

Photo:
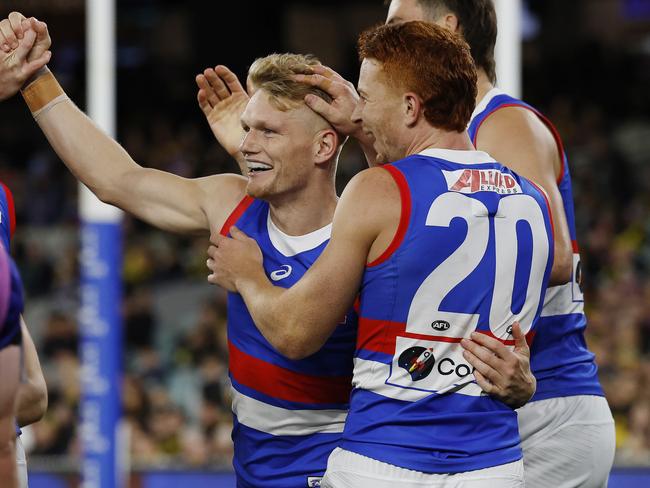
[406,192,550,338]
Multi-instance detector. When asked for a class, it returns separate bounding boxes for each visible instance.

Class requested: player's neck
[476,70,495,106]
[267,181,338,236]
[405,126,474,156]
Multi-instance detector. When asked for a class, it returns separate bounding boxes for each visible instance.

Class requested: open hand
[196,65,249,159]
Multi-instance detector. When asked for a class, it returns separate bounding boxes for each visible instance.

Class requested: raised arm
[207,167,397,359]
[475,107,573,285]
[24,68,245,234]
[0,14,247,234]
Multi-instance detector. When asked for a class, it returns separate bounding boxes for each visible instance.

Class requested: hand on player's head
[291,64,362,138]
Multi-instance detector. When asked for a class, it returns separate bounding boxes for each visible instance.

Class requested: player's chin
[245,179,271,200]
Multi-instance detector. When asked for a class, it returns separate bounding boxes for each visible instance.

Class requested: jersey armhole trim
[366,165,411,268]
[219,195,255,236]
[528,179,555,241]
[0,183,16,239]
[472,103,567,185]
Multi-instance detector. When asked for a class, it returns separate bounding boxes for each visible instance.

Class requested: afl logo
[431,320,450,331]
[399,346,436,381]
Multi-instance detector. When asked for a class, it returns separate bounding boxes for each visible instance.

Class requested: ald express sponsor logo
[398,346,474,382]
[442,169,522,195]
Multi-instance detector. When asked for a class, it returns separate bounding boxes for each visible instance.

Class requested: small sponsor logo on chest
[270,264,293,281]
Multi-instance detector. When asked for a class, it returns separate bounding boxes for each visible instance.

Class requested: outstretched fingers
[205,67,231,100]
[214,65,245,94]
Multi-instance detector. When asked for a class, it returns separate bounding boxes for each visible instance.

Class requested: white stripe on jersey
[231,388,348,436]
[541,253,584,317]
[352,357,485,402]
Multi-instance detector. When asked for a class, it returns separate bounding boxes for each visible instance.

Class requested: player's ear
[313,128,340,165]
[403,92,422,127]
[438,13,459,33]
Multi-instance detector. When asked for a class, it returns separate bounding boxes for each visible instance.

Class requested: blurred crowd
[0,0,648,473]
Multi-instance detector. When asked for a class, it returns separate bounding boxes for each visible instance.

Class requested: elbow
[275,334,315,361]
[16,382,48,427]
[271,320,318,361]
[92,186,117,206]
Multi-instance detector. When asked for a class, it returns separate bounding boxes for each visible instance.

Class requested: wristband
[21,70,69,119]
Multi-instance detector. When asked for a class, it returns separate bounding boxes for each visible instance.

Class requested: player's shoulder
[345,165,401,201]
[195,173,249,233]
[337,166,401,231]
[480,102,557,150]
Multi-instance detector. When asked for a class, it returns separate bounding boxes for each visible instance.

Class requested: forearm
[236,274,306,358]
[0,427,17,488]
[24,70,140,206]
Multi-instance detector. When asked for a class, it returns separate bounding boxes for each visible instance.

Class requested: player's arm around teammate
[208,165,395,360]
[0,14,247,236]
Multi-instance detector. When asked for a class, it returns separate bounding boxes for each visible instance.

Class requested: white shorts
[15,435,28,488]
[517,395,615,488]
[321,448,524,488]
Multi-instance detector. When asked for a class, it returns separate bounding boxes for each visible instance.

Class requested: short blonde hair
[247,53,333,111]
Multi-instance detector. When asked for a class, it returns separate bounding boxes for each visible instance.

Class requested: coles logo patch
[442,169,522,195]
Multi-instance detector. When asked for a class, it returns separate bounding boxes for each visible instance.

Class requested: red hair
[358,21,477,132]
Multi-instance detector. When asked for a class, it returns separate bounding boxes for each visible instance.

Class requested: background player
[0,18,49,486]
[0,243,21,488]
[207,21,553,487]
[0,180,48,488]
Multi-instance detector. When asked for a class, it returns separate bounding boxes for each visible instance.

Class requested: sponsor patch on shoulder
[307,476,323,487]
[442,169,522,195]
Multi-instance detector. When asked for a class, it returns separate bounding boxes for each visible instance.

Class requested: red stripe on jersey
[358,317,536,352]
[220,195,255,236]
[572,239,579,253]
[472,103,567,185]
[0,183,16,239]
[228,340,352,404]
[367,165,412,267]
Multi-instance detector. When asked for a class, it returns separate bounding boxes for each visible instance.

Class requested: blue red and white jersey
[340,149,553,474]
[0,245,23,351]
[0,182,16,252]
[220,197,357,488]
[0,182,20,350]
[469,88,604,401]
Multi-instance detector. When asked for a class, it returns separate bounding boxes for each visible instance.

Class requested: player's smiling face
[352,58,405,164]
[239,90,325,201]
